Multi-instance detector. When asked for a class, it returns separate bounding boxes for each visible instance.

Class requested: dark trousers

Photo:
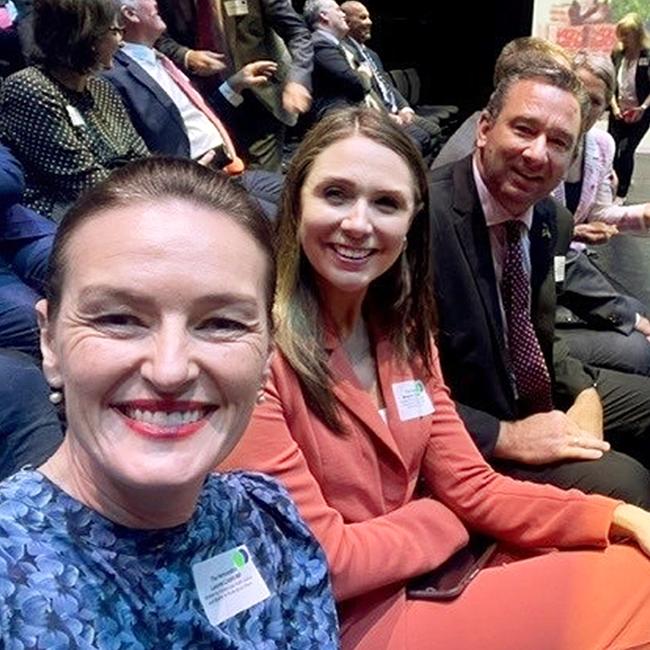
[496,366,650,507]
[227,93,285,173]
[558,327,650,376]
[0,349,63,480]
[608,111,650,197]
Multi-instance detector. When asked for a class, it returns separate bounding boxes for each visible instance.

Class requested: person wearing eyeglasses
[0,0,148,222]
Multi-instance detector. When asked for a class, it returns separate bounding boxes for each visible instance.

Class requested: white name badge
[192,545,271,627]
[65,105,85,127]
[554,255,566,282]
[224,0,249,16]
[639,57,649,66]
[392,379,435,421]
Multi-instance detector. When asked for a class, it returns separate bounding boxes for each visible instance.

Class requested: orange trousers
[342,543,650,650]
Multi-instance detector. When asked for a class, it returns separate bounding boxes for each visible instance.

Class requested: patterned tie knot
[505,218,521,238]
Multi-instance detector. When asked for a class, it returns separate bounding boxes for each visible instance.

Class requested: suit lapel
[327,336,406,466]
[529,199,557,295]
[450,159,506,349]
[116,51,181,120]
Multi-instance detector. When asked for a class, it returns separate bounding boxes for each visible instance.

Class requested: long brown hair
[275,107,436,431]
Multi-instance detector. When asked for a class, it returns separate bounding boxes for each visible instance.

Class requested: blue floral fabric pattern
[0,470,339,649]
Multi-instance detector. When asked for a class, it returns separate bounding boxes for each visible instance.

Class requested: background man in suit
[155,0,313,171]
[304,0,434,158]
[105,0,282,219]
[340,2,420,128]
[428,63,650,504]
[302,0,369,119]
[340,0,440,156]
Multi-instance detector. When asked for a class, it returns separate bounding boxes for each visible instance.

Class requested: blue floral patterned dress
[0,470,339,649]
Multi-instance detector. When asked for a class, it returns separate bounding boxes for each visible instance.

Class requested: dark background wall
[296,1,536,117]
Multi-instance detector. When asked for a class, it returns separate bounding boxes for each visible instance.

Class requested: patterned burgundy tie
[501,220,554,414]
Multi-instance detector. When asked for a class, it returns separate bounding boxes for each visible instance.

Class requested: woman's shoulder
[203,471,315,541]
[0,470,60,540]
[0,66,52,98]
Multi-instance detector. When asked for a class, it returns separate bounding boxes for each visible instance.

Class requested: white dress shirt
[121,42,223,159]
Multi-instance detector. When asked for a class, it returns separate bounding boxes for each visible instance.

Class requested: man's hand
[623,106,645,123]
[494,410,610,464]
[635,315,650,342]
[573,222,618,244]
[228,60,277,93]
[566,387,603,439]
[282,80,311,114]
[186,49,226,76]
[398,107,415,125]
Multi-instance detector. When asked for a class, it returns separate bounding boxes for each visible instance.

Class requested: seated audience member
[552,50,650,376]
[303,0,434,157]
[0,348,62,479]
[221,107,650,650]
[155,0,313,171]
[0,143,54,358]
[0,0,148,221]
[0,158,339,646]
[104,0,282,219]
[431,36,573,170]
[339,1,440,144]
[428,64,650,490]
[434,37,650,380]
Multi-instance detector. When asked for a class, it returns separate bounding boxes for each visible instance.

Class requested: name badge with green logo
[392,379,435,421]
[192,544,271,626]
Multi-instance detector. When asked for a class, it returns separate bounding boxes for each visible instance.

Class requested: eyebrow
[314,176,412,199]
[76,286,261,311]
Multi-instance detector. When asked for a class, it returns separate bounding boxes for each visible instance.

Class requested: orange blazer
[220,330,617,640]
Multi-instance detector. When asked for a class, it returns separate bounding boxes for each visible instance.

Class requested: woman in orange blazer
[221,106,650,649]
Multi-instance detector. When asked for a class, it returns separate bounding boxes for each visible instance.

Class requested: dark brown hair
[485,62,590,138]
[275,107,436,431]
[46,157,276,323]
[33,0,118,73]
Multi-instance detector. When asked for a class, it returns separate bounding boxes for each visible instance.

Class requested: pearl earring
[49,389,63,405]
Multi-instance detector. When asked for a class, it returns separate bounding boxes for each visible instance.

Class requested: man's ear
[121,4,137,24]
[475,109,492,149]
[35,299,62,389]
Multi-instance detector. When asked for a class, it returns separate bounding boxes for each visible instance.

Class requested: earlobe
[35,299,62,389]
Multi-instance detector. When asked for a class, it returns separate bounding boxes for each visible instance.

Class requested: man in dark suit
[303,0,434,157]
[302,0,370,119]
[103,0,282,218]
[154,0,313,171]
[339,0,439,144]
[429,63,650,504]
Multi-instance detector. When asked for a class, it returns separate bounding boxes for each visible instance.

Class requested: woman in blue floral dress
[0,157,339,649]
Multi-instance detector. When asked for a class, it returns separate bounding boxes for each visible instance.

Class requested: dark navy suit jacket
[0,144,54,241]
[103,49,236,158]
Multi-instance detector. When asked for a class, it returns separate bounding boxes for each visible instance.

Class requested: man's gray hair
[112,0,138,10]
[303,0,334,30]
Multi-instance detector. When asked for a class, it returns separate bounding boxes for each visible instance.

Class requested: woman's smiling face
[38,198,272,492]
[298,135,416,307]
